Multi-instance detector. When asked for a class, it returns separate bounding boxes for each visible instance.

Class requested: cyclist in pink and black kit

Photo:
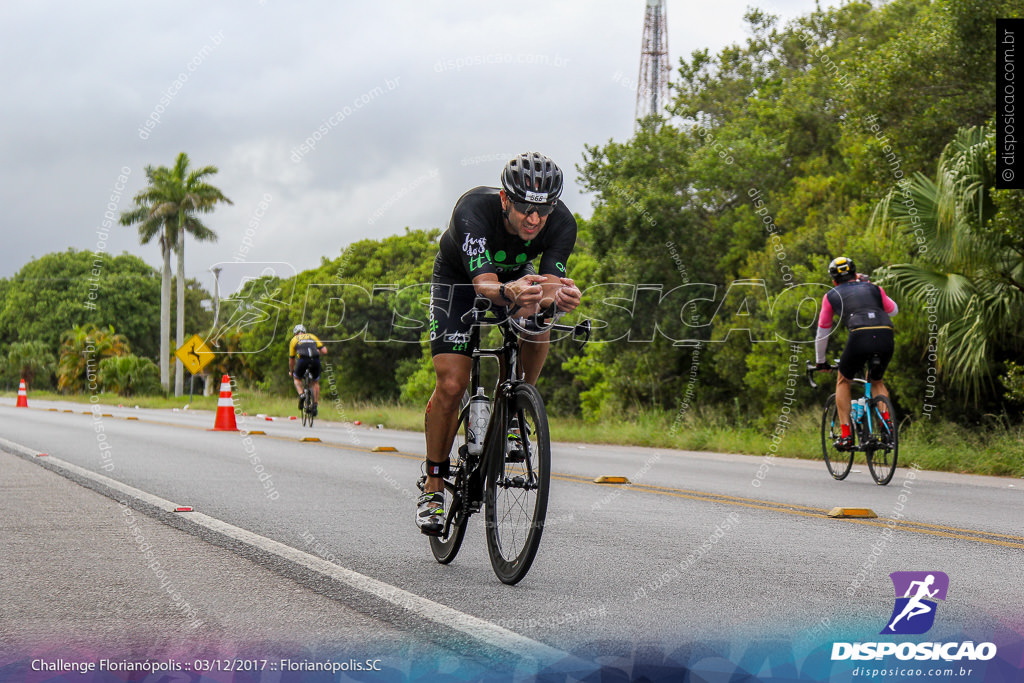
[815,256,899,450]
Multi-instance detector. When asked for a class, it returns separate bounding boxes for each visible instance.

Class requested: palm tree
[872,125,1024,404]
[4,341,57,390]
[120,169,175,392]
[57,324,130,394]
[121,153,231,395]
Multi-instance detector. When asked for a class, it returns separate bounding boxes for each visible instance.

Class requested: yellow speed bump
[125,416,138,420]
[828,507,878,519]
[372,446,398,452]
[594,476,631,485]
[244,430,266,436]
[48,408,58,412]
[301,437,322,443]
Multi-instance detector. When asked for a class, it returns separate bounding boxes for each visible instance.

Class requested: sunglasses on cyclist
[509,200,556,217]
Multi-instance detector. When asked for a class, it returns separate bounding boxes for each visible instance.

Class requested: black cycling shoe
[416,492,445,536]
[506,429,525,463]
[834,435,854,451]
[298,395,305,411]
[311,402,318,417]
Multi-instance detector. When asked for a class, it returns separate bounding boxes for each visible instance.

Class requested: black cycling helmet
[828,256,856,283]
[501,152,563,204]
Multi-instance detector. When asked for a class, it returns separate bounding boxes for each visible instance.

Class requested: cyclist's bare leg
[292,376,304,396]
[836,372,853,428]
[870,379,889,401]
[312,380,320,405]
[424,353,471,494]
[519,330,551,385]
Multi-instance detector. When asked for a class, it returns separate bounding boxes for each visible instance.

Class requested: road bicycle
[421,299,590,584]
[299,368,316,428]
[806,359,899,485]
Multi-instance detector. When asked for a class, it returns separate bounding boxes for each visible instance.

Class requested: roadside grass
[7,390,1022,478]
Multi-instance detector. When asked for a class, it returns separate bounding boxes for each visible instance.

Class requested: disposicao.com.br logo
[832,571,997,663]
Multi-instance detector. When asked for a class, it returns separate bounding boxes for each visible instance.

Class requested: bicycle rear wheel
[866,396,898,485]
[821,394,853,480]
[429,400,471,563]
[485,383,550,585]
[302,389,314,427]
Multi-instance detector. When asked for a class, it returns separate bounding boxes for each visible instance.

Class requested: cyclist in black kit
[815,256,899,450]
[416,152,582,535]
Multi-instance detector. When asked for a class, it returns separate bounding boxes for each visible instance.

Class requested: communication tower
[636,0,670,123]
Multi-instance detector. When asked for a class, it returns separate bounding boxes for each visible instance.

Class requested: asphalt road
[1,398,1022,678]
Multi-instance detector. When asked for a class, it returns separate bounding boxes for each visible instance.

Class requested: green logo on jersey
[492,251,530,271]
[468,250,492,272]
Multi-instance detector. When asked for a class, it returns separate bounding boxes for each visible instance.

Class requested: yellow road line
[25,405,1024,549]
[551,473,1024,550]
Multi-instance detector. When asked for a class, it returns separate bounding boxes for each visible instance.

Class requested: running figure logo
[881,571,949,635]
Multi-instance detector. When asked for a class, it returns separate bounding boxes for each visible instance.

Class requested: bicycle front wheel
[866,396,898,485]
[821,394,853,480]
[429,402,471,564]
[484,383,550,585]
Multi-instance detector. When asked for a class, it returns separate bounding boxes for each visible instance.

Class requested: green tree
[872,126,1024,405]
[121,152,231,396]
[0,249,161,359]
[98,355,161,397]
[2,341,57,391]
[57,324,130,394]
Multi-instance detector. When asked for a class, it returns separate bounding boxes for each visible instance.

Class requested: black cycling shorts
[838,327,894,381]
[293,356,322,381]
[429,256,533,357]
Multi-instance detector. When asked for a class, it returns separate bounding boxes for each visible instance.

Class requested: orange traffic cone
[16,378,28,407]
[210,375,239,431]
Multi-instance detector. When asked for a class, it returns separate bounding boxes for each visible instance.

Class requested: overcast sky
[0,0,819,293]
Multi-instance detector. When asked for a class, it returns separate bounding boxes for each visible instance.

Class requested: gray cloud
[0,0,813,286]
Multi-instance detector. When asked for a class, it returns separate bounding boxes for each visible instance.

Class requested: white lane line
[0,435,569,666]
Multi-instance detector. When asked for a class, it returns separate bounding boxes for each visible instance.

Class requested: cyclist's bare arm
[471,273,580,316]
[550,276,580,313]
[472,273,545,313]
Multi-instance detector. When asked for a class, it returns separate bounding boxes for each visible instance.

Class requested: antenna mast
[636,0,670,124]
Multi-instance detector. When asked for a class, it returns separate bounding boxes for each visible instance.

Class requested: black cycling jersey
[824,281,893,331]
[435,187,577,282]
[430,186,576,357]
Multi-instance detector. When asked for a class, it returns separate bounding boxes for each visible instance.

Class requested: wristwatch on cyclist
[499,283,513,306]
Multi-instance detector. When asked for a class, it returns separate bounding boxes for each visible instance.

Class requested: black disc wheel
[866,396,899,486]
[821,394,854,480]
[429,402,470,563]
[484,383,550,585]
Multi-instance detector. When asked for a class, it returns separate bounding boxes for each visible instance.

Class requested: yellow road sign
[174,334,215,374]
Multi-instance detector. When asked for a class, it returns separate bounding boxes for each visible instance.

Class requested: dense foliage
[2,0,1021,423]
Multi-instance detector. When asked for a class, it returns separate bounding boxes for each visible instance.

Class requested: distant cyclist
[417,151,582,535]
[814,257,899,450]
[288,324,327,415]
